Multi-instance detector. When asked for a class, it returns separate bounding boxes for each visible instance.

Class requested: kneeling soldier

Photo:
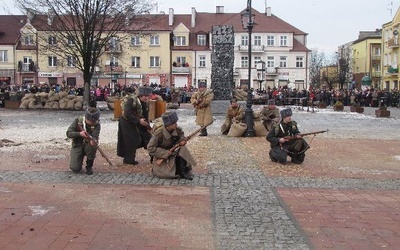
[147,111,196,180]
[66,107,101,175]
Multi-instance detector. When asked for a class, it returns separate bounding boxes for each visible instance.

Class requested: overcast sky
[1,0,399,58]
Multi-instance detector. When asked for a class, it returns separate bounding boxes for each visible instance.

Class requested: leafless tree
[309,48,325,89]
[16,0,156,107]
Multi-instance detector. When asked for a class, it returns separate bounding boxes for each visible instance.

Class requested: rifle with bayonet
[155,119,215,166]
[284,129,328,141]
[77,123,113,166]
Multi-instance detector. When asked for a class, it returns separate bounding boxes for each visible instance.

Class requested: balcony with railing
[104,65,123,73]
[105,44,123,53]
[387,37,400,47]
[386,66,398,75]
[371,54,381,61]
[19,63,36,72]
[172,66,190,74]
[265,67,278,75]
[238,45,265,52]
[370,71,381,78]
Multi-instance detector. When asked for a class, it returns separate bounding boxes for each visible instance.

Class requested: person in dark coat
[266,108,309,165]
[66,107,101,175]
[117,86,153,165]
[147,111,196,180]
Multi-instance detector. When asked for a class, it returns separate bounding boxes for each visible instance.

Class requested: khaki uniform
[221,105,245,134]
[266,121,309,164]
[147,126,197,179]
[260,106,280,131]
[190,89,214,126]
[66,117,100,172]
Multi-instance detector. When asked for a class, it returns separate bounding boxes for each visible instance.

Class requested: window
[254,56,261,66]
[0,50,8,62]
[67,56,76,67]
[254,35,262,46]
[175,36,186,46]
[48,36,57,45]
[67,36,74,46]
[296,56,304,68]
[267,56,274,68]
[374,47,381,55]
[267,36,274,46]
[150,56,160,67]
[241,35,248,46]
[109,36,119,50]
[48,56,57,67]
[131,36,141,46]
[150,35,160,46]
[241,56,248,68]
[176,56,186,67]
[280,35,288,46]
[131,56,140,67]
[23,35,34,45]
[279,56,287,68]
[197,35,206,46]
[199,55,206,67]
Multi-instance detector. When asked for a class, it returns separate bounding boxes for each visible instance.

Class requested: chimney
[169,8,174,26]
[47,8,55,25]
[191,7,196,28]
[266,7,271,17]
[216,6,224,14]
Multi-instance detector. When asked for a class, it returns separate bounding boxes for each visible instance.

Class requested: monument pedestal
[211,100,231,115]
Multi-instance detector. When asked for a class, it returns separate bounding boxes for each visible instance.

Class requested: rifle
[155,119,215,166]
[77,123,113,166]
[193,90,213,109]
[284,129,328,141]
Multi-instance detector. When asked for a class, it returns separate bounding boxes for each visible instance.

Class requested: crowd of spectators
[2,81,400,108]
[252,86,400,108]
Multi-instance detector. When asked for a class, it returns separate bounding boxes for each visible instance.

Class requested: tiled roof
[0,15,26,45]
[291,39,311,52]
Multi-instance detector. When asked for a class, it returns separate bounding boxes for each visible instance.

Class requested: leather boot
[86,159,94,175]
[199,128,208,136]
[177,157,193,180]
[180,166,193,180]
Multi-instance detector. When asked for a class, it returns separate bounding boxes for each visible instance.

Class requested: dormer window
[23,35,35,45]
[175,36,186,46]
[197,34,206,46]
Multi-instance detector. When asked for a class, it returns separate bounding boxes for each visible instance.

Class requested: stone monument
[210,25,234,114]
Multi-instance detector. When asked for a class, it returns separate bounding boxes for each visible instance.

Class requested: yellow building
[351,30,381,90]
[382,8,400,90]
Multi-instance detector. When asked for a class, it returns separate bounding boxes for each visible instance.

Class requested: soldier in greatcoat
[221,98,245,135]
[147,111,196,180]
[66,107,101,175]
[190,82,214,136]
[266,108,309,165]
[260,99,280,131]
[117,86,153,165]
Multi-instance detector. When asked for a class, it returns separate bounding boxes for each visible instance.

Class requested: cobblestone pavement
[1,104,400,249]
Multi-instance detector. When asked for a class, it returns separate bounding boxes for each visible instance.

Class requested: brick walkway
[1,105,400,249]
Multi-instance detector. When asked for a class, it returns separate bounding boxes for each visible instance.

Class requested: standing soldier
[190,82,214,136]
[66,107,101,175]
[117,86,153,165]
[260,99,280,131]
[266,108,309,165]
[221,98,245,135]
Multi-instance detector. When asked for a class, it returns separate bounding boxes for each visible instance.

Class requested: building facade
[0,6,310,90]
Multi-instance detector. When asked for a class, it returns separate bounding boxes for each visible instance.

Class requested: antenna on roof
[388,1,393,18]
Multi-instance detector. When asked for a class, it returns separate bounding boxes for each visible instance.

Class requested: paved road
[1,104,400,249]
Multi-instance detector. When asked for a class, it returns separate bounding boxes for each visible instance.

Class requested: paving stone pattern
[2,105,400,249]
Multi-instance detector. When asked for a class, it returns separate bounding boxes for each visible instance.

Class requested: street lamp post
[241,0,255,137]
